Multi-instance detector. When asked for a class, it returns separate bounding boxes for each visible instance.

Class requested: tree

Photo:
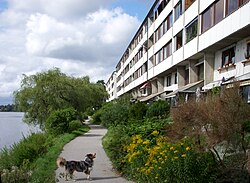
[14,68,107,129]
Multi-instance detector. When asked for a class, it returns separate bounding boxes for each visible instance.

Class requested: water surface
[0,112,39,149]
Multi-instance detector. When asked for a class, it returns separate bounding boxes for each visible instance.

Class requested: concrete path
[55,124,133,183]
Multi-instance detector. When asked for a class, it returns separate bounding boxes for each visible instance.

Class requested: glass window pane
[185,0,196,10]
[169,13,173,29]
[202,7,212,33]
[186,19,198,43]
[163,46,167,59]
[214,0,224,25]
[174,1,182,21]
[175,31,183,50]
[222,47,235,66]
[227,0,238,15]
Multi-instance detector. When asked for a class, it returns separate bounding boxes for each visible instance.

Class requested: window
[197,64,204,81]
[155,52,159,65]
[174,1,182,21]
[226,0,249,16]
[214,0,224,25]
[202,6,214,33]
[226,0,238,15]
[159,49,163,63]
[154,0,170,20]
[163,12,173,33]
[155,31,159,43]
[174,72,178,84]
[142,63,148,74]
[245,42,250,59]
[175,31,183,51]
[148,35,154,48]
[242,86,250,103]
[163,41,172,59]
[163,18,167,34]
[167,12,173,30]
[185,68,189,85]
[185,0,196,10]
[201,0,229,33]
[186,18,198,43]
[239,0,249,6]
[166,75,171,86]
[222,47,235,67]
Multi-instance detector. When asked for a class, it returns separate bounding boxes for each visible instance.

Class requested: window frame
[185,18,198,43]
[174,1,182,22]
[214,0,224,25]
[166,75,172,87]
[221,46,236,67]
[175,31,183,51]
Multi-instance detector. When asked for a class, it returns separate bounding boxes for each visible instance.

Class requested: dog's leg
[86,173,92,181]
[65,173,68,181]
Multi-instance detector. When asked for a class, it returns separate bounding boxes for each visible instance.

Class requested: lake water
[0,112,40,150]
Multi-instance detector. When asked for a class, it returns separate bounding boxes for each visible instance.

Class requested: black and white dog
[57,153,96,181]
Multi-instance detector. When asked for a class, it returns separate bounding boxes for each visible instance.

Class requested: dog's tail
[57,157,66,167]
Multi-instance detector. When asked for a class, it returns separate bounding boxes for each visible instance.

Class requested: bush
[102,125,130,172]
[123,134,217,183]
[0,133,47,170]
[1,164,31,183]
[45,108,77,135]
[92,102,129,127]
[68,120,83,132]
[146,100,170,118]
[170,84,250,181]
[129,102,147,120]
[102,117,171,174]
[91,103,113,125]
[100,103,129,127]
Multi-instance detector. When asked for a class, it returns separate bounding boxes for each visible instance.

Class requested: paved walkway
[55,124,133,183]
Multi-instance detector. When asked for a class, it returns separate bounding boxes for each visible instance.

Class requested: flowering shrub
[1,165,31,183]
[123,132,217,183]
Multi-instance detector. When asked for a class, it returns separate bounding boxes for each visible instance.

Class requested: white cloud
[25,8,139,64]
[8,0,114,19]
[0,0,142,104]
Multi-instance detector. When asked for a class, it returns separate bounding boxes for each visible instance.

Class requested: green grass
[30,127,90,183]
[0,126,90,183]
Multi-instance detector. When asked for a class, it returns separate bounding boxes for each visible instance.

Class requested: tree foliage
[14,68,107,128]
[45,108,76,135]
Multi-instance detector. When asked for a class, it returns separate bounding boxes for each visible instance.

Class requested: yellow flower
[143,140,150,145]
[137,138,143,144]
[181,154,186,157]
[186,147,191,151]
[170,146,174,150]
[174,150,178,154]
[152,130,159,136]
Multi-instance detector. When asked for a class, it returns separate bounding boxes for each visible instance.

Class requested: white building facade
[106,0,250,103]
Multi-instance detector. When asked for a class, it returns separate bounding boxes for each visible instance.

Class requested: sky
[0,0,154,105]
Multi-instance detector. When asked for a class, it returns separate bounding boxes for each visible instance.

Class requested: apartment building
[106,0,250,104]
[106,71,117,102]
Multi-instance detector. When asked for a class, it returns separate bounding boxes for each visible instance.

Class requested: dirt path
[55,124,133,183]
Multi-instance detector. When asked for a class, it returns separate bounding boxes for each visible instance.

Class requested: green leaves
[14,68,107,128]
